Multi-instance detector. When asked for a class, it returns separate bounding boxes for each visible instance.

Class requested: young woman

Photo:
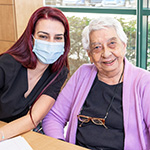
[0,6,70,141]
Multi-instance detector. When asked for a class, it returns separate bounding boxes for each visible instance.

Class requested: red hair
[3,6,70,72]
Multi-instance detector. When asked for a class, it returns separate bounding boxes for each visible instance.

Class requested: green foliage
[117,18,136,65]
[67,16,137,75]
[67,16,91,75]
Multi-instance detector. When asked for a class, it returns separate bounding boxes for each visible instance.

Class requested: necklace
[101,63,124,128]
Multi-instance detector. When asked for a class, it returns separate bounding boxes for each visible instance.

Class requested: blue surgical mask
[32,37,65,64]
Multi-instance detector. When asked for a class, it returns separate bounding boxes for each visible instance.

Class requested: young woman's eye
[55,36,63,40]
[39,35,48,40]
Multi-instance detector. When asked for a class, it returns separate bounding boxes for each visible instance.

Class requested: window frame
[49,0,150,69]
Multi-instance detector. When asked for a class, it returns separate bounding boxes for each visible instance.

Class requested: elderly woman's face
[88,27,126,75]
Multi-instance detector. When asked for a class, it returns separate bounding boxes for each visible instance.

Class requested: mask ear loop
[32,34,35,39]
[32,35,36,41]
[32,35,36,48]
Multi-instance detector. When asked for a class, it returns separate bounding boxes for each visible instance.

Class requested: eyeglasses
[77,114,108,129]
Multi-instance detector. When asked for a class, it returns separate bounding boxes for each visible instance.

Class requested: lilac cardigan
[43,58,150,150]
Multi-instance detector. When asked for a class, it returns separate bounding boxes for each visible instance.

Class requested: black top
[0,54,68,122]
[76,75,124,150]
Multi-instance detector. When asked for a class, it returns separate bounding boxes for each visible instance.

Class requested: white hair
[82,17,128,51]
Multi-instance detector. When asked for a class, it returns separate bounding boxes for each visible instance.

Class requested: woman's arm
[42,66,83,140]
[141,74,150,134]
[0,94,55,141]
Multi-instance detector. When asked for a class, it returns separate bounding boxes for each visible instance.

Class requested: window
[45,0,150,74]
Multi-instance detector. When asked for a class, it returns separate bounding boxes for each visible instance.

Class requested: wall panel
[0,0,43,53]
[0,0,13,5]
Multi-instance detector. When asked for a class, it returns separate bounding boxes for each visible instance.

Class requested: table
[0,121,89,150]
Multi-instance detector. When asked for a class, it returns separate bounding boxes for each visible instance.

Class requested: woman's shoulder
[125,58,150,82]
[0,53,13,59]
[0,53,22,71]
[77,63,96,72]
[56,65,69,80]
[71,63,97,80]
[61,65,69,74]
[0,53,19,63]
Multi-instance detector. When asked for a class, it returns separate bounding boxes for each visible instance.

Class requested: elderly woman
[43,17,150,150]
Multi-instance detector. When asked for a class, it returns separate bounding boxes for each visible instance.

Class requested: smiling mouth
[103,58,116,64]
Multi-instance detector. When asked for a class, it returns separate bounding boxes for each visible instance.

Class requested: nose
[48,37,55,42]
[101,46,111,58]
